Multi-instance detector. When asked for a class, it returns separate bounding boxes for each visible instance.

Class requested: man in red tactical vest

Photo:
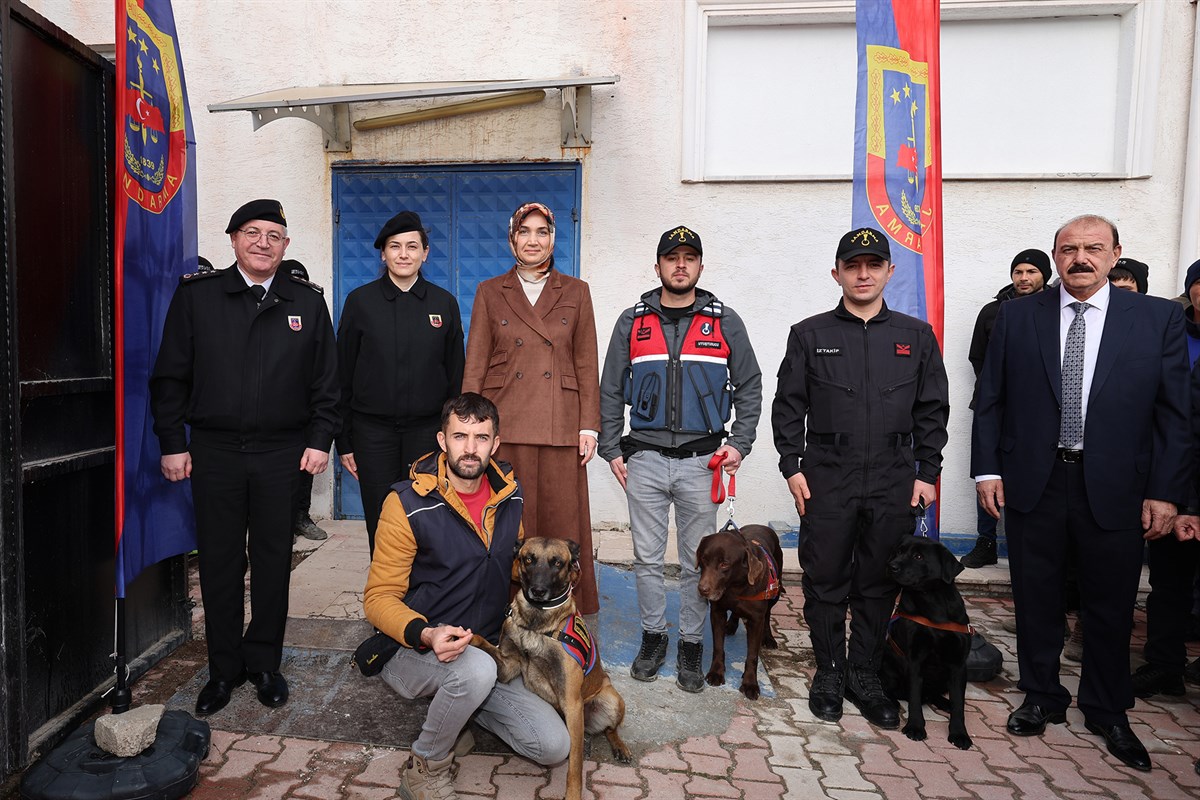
[598,226,763,693]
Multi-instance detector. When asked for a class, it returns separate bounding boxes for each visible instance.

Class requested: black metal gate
[0,1,188,779]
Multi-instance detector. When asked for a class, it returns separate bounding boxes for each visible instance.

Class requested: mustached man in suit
[972,214,1190,772]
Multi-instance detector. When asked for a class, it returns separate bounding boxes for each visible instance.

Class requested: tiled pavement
[133,521,1200,799]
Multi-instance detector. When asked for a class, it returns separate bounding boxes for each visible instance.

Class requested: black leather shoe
[1131,662,1185,698]
[195,671,247,717]
[1006,702,1066,736]
[247,671,289,708]
[1084,721,1151,771]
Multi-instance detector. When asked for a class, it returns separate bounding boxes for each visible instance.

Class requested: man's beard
[448,454,486,480]
[661,276,699,297]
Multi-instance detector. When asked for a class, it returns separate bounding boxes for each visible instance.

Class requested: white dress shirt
[236,265,275,295]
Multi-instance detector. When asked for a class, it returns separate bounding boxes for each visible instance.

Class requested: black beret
[1010,249,1052,283]
[374,211,426,249]
[225,199,286,233]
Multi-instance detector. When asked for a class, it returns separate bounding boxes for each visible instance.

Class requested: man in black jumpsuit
[772,227,949,729]
[151,199,340,716]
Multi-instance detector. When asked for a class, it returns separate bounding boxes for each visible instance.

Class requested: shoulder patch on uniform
[179,270,222,283]
[288,274,325,295]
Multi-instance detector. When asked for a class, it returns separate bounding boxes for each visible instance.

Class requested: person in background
[963,249,1050,568]
[1109,257,1148,293]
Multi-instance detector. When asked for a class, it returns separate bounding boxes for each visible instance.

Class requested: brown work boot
[399,752,458,800]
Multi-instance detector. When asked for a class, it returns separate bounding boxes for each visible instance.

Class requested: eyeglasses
[239,227,286,246]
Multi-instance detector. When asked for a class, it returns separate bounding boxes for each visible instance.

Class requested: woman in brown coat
[463,202,601,614]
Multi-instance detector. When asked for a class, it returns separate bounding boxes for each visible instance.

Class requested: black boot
[960,536,998,568]
[846,663,900,729]
[804,598,849,720]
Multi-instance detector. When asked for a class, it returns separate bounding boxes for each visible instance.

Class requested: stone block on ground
[93,703,165,757]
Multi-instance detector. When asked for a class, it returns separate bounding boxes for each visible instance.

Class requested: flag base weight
[20,710,209,800]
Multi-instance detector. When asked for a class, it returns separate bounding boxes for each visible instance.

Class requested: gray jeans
[625,449,718,642]
[382,642,570,764]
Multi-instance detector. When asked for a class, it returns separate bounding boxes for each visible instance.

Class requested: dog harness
[886,607,975,660]
[545,614,597,676]
[736,542,781,602]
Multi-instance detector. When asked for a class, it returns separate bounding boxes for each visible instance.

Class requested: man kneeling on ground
[363,393,569,800]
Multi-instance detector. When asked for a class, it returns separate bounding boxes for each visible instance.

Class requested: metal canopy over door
[331,162,582,519]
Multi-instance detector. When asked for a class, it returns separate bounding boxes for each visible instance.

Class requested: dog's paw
[949,732,972,750]
[610,741,632,764]
[902,723,927,742]
[739,682,760,701]
[705,670,725,688]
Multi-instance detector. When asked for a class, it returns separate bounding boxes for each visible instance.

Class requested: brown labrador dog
[472,537,630,800]
[696,524,784,700]
[881,535,973,750]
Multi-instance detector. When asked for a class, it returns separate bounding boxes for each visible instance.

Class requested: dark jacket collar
[638,287,718,315]
[833,298,891,324]
[379,272,428,301]
[220,263,293,302]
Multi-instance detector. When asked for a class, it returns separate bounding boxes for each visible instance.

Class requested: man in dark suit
[971,214,1190,772]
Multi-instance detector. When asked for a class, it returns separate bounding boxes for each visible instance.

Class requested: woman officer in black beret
[336,211,465,556]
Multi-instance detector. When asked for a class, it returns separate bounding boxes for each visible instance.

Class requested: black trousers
[798,442,914,670]
[352,413,440,555]
[291,471,313,518]
[1006,457,1144,726]
[190,441,303,681]
[1144,535,1200,671]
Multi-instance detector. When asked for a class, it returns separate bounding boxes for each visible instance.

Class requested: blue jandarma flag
[852,0,944,536]
[115,0,197,597]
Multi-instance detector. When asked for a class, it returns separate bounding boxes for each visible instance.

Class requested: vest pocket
[483,350,509,390]
[632,372,661,423]
[686,362,730,433]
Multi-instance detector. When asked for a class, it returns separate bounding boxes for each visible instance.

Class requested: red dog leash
[708,451,736,504]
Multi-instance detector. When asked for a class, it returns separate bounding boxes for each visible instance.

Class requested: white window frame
[681,0,1164,182]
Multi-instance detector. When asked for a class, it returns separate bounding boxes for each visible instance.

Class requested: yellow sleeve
[363,492,426,647]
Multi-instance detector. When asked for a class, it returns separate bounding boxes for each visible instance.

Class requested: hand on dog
[787,472,812,516]
[422,624,474,663]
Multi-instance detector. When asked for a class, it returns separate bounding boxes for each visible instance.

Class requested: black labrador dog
[881,536,973,750]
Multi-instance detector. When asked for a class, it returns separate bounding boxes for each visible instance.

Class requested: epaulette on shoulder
[288,273,325,295]
[179,269,222,283]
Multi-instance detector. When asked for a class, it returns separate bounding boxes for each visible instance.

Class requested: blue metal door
[331,163,582,519]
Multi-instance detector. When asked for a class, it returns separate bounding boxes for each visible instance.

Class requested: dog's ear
[746,544,765,585]
[941,545,965,584]
[566,538,581,566]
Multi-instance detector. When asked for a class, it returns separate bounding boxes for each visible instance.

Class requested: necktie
[1060,301,1090,448]
[249,284,266,305]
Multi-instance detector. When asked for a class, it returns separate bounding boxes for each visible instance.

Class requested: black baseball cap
[226,199,286,233]
[836,227,890,261]
[657,226,702,257]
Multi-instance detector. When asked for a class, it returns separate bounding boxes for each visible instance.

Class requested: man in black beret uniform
[151,199,340,716]
[336,210,464,555]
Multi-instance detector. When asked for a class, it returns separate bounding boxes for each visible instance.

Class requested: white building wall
[31,0,1199,537]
